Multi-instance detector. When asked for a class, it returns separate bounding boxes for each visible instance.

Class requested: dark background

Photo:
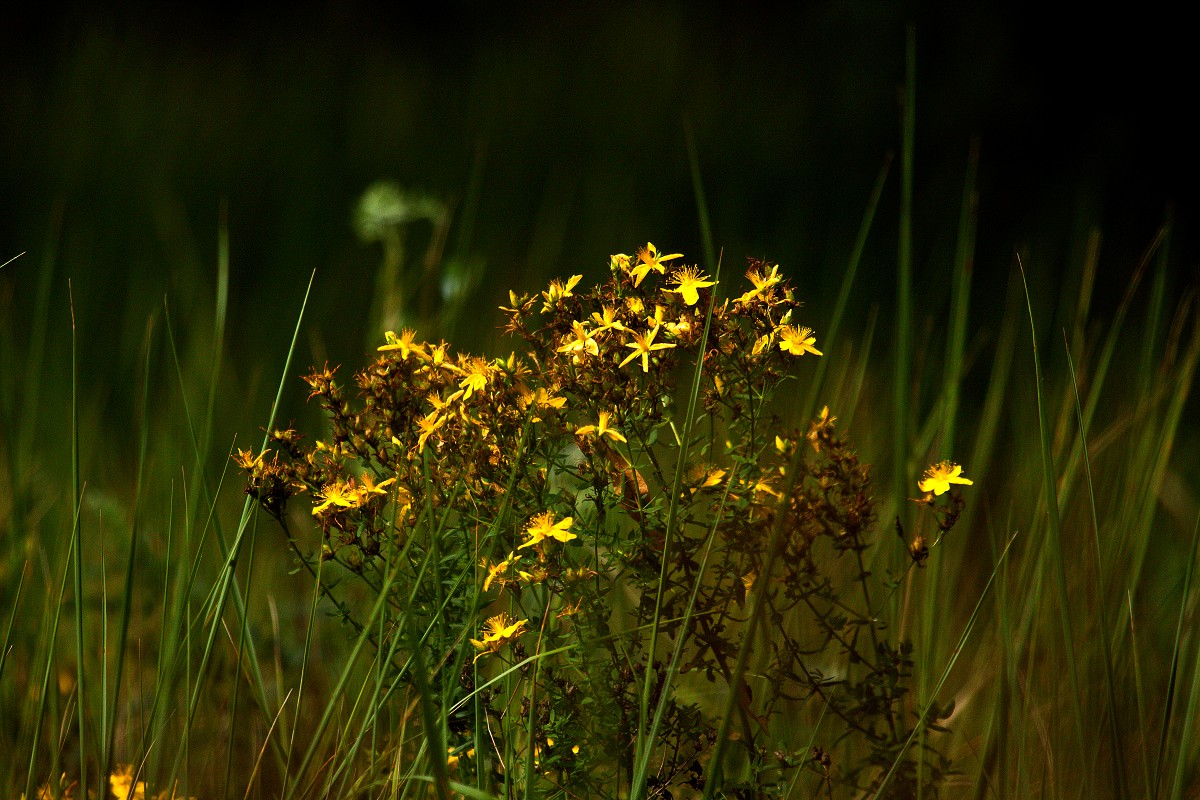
[2,1,1195,404]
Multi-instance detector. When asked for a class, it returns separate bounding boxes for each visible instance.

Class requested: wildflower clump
[238,244,959,798]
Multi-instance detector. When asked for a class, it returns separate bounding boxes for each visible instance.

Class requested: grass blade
[1016,255,1087,783]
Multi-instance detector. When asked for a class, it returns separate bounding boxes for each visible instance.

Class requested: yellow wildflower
[778,325,822,357]
[590,305,627,336]
[542,274,583,311]
[312,480,358,515]
[918,461,974,496]
[619,325,676,372]
[629,242,683,287]
[665,266,717,306]
[481,552,514,592]
[359,473,396,499]
[458,357,491,399]
[735,263,783,305]
[109,764,145,800]
[377,328,425,360]
[519,511,577,549]
[415,410,446,453]
[610,252,633,273]
[469,613,528,660]
[626,295,645,315]
[233,448,268,472]
[808,405,837,452]
[576,410,628,443]
[447,745,476,767]
[751,332,774,356]
[556,321,600,362]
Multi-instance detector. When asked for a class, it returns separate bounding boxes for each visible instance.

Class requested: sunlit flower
[233,448,268,472]
[735,263,783,305]
[610,253,632,273]
[665,266,717,306]
[778,325,822,357]
[590,306,627,336]
[519,511,577,549]
[576,410,627,443]
[918,461,974,496]
[557,321,600,362]
[518,564,550,584]
[447,745,476,767]
[751,333,774,356]
[377,328,424,360]
[312,480,358,515]
[629,242,683,287]
[469,613,528,660]
[663,315,692,337]
[458,357,491,400]
[359,473,396,498]
[480,552,515,592]
[619,325,676,372]
[110,764,145,800]
[419,342,462,378]
[542,274,583,311]
[415,410,446,453]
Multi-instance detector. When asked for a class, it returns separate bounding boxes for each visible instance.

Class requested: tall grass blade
[24,492,86,800]
[0,560,26,683]
[1065,333,1128,797]
[894,25,916,527]
[1016,256,1087,783]
[101,315,156,788]
[68,281,90,796]
[1156,512,1200,799]
[873,531,1019,798]
[1161,513,1200,800]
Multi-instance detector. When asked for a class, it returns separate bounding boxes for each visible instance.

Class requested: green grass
[2,120,1198,800]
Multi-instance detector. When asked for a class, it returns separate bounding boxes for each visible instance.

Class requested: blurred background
[1,0,1196,487]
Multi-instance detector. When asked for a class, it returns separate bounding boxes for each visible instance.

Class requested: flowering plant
[238,244,966,798]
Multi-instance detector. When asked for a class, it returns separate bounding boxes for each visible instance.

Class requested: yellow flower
[610,253,632,273]
[415,410,446,453]
[735,263,783,305]
[377,328,425,360]
[469,613,528,660]
[619,325,676,372]
[778,325,822,357]
[590,306,627,336]
[480,552,515,592]
[458,357,491,399]
[626,296,645,315]
[808,405,837,452]
[542,274,584,311]
[447,745,475,767]
[312,480,358,515]
[751,333,774,356]
[110,764,145,800]
[358,473,396,499]
[629,242,683,287]
[918,461,974,496]
[519,511,577,549]
[665,266,717,306]
[233,448,268,472]
[556,321,600,362]
[576,410,628,443]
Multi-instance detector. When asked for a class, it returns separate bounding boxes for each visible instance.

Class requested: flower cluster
[237,243,961,798]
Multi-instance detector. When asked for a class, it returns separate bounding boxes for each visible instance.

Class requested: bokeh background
[1,0,1196,487]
